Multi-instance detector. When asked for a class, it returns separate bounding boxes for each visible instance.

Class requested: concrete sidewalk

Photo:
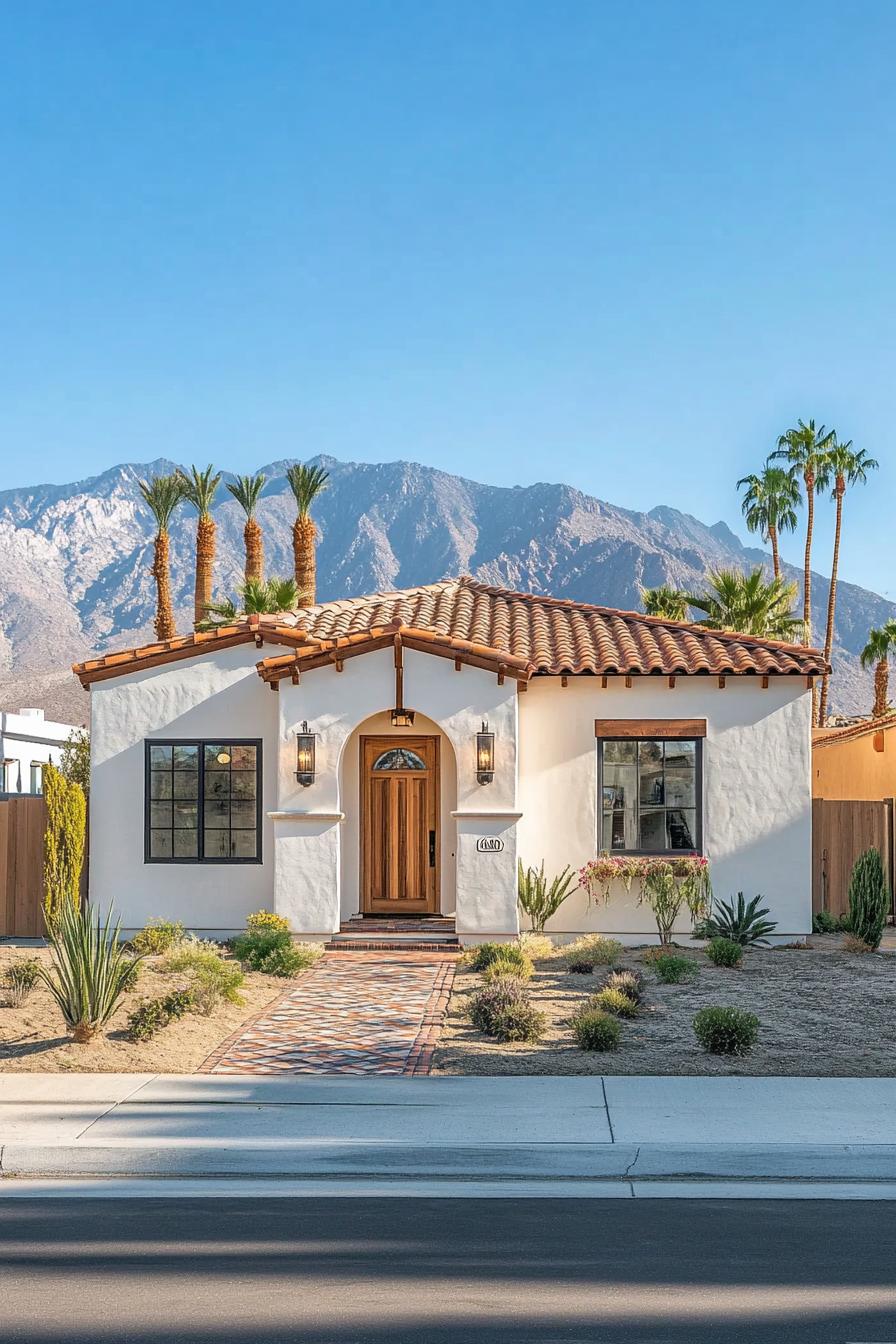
[2,1074,896,1182]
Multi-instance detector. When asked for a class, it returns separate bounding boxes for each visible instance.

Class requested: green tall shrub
[847,847,889,950]
[43,764,87,924]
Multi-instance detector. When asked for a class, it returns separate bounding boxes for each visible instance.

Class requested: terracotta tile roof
[813,715,896,748]
[74,576,828,687]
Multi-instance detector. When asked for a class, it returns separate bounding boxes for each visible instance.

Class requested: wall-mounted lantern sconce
[476,720,495,785]
[390,707,415,728]
[295,721,316,786]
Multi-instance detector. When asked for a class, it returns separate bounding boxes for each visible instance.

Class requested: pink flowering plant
[578,855,712,946]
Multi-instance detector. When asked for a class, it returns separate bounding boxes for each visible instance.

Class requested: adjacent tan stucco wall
[518,676,813,940]
[814,727,896,801]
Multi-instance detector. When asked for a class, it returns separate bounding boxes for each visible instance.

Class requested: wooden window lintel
[594,718,707,739]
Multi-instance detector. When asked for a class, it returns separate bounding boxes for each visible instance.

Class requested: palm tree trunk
[193,514,216,627]
[873,660,889,719]
[802,471,814,644]
[769,525,781,580]
[818,488,844,726]
[151,529,176,641]
[244,518,263,584]
[293,516,317,606]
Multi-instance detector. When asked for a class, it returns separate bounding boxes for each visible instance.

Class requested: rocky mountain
[0,455,891,726]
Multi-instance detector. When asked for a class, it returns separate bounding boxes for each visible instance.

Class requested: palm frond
[226,473,266,517]
[179,464,222,516]
[138,473,186,528]
[285,463,329,516]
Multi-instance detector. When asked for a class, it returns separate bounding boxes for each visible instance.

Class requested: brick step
[325,939,462,953]
[339,918,456,933]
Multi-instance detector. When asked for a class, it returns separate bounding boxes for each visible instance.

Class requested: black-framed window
[145,740,262,864]
[598,738,702,855]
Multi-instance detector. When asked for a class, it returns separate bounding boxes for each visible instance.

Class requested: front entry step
[326,915,461,954]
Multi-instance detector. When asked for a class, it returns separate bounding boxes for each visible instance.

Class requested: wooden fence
[812,797,896,919]
[0,796,49,937]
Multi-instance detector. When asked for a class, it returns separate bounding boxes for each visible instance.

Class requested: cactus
[847,847,889,950]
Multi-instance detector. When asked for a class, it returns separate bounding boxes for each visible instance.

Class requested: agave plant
[701,892,777,947]
[517,860,578,933]
[39,900,143,1043]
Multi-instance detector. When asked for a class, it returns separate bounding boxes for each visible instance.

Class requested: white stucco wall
[89,644,278,932]
[517,676,813,940]
[273,648,519,938]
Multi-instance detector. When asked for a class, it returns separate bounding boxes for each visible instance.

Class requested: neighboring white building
[74,577,824,943]
[0,708,78,796]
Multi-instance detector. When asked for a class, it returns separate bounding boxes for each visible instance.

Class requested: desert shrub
[701,892,777,946]
[241,935,322,978]
[604,968,644,1003]
[566,961,593,974]
[163,938,227,974]
[483,956,531,989]
[518,932,555,961]
[190,961,245,1015]
[847,848,889,950]
[652,953,698,984]
[464,942,533,979]
[468,975,530,1035]
[843,933,874,955]
[163,940,244,1014]
[591,986,639,1019]
[812,910,839,934]
[517,860,578,933]
[693,1006,759,1055]
[39,900,143,1043]
[561,935,624,970]
[126,988,196,1042]
[705,937,743,968]
[3,958,42,1007]
[246,909,290,935]
[131,919,186,956]
[463,942,519,972]
[571,1008,620,1051]
[488,1000,547,1043]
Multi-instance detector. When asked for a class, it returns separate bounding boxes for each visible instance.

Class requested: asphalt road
[0,1195,894,1343]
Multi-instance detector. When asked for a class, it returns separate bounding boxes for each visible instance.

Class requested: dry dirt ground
[0,946,285,1073]
[433,944,896,1077]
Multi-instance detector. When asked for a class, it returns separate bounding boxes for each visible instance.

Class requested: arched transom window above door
[372,747,427,772]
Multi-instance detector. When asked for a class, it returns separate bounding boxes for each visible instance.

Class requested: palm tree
[138,473,186,641]
[860,621,896,720]
[686,567,802,641]
[179,465,222,627]
[226,472,266,584]
[772,419,835,643]
[640,585,690,621]
[201,577,299,628]
[285,463,329,606]
[736,462,801,580]
[815,441,879,725]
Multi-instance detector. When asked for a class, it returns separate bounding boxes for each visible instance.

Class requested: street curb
[4,1142,896,1181]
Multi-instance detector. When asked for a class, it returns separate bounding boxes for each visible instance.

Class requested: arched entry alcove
[338,710,458,921]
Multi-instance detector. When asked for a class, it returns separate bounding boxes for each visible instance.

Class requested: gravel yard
[432,945,896,1076]
[0,945,284,1073]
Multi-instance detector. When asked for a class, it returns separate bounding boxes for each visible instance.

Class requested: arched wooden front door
[360,736,440,914]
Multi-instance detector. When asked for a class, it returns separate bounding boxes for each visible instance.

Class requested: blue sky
[1,1,894,595]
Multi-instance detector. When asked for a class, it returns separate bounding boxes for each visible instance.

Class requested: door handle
[429,830,436,868]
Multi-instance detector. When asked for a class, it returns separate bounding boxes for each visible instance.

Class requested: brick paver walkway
[199,952,457,1076]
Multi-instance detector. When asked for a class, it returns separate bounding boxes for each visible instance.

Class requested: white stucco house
[0,708,79,796]
[74,577,825,945]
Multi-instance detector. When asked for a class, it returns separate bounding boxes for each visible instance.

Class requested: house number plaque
[476,836,505,853]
